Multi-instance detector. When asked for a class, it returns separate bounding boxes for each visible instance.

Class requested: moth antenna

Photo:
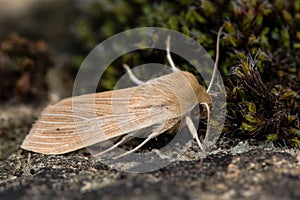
[113,129,162,159]
[207,25,224,93]
[201,102,211,148]
[166,35,180,72]
[185,116,206,155]
[94,135,132,157]
[123,64,145,85]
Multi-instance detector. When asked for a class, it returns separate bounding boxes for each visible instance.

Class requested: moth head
[197,85,211,105]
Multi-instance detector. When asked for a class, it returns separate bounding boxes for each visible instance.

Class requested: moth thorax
[179,71,211,104]
[167,72,202,114]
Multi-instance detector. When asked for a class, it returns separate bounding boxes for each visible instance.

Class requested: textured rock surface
[0,106,299,200]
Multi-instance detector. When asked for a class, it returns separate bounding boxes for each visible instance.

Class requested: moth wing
[21,86,179,154]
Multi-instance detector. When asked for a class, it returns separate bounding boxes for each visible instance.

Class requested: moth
[21,27,223,158]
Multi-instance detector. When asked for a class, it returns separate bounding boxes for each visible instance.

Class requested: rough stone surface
[0,106,299,200]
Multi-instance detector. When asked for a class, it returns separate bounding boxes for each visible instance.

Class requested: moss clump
[72,0,300,147]
[0,33,53,103]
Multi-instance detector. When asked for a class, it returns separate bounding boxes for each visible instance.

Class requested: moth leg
[113,128,162,159]
[185,115,206,155]
[94,134,132,157]
[201,102,211,146]
[123,64,145,85]
[166,35,180,72]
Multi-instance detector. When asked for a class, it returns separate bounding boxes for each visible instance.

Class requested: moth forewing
[21,70,206,155]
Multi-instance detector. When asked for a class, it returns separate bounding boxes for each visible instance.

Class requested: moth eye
[56,128,60,131]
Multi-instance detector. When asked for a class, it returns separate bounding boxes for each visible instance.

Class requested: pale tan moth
[21,27,223,158]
